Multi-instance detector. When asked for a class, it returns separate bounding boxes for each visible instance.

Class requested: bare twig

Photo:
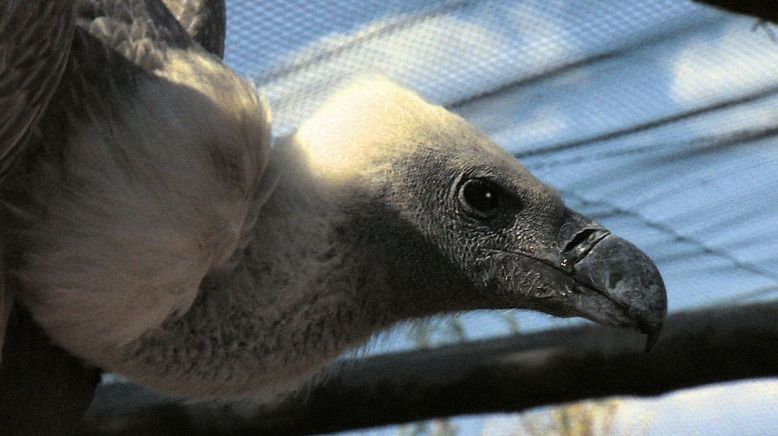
[693,0,778,24]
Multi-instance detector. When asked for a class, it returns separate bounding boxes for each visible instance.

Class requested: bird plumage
[0,1,75,183]
[1,2,231,431]
[0,1,76,356]
[6,0,270,370]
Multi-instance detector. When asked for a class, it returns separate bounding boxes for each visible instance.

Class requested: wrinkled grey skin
[1,1,666,399]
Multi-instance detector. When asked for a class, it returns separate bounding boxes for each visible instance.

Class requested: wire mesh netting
[221,0,778,433]
[226,0,778,335]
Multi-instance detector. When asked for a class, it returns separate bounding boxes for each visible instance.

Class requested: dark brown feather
[162,0,226,58]
[0,0,75,183]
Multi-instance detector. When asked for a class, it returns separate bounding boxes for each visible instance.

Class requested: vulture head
[291,76,666,341]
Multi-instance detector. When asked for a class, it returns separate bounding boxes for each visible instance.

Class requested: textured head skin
[311,78,665,331]
[295,77,578,314]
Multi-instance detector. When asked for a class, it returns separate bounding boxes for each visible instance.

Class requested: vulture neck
[228,139,402,352]
[126,139,422,397]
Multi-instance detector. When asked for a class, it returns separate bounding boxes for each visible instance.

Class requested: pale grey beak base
[571,232,668,350]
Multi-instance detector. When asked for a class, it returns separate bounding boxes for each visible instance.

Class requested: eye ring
[458,178,503,219]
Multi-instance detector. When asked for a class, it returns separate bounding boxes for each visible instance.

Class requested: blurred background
[220,0,778,434]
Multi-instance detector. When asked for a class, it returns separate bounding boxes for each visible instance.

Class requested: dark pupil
[463,180,499,212]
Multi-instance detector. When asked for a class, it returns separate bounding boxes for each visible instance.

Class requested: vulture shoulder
[1,0,269,430]
[0,0,75,362]
[5,0,270,374]
[0,0,196,353]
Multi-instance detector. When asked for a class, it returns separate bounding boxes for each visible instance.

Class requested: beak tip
[636,290,666,353]
[570,231,668,350]
[643,328,662,352]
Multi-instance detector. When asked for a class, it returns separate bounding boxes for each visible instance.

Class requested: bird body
[1,0,667,401]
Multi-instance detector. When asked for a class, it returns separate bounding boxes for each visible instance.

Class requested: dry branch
[81,301,778,435]
[694,0,778,24]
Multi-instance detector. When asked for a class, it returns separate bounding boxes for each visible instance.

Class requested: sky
[220,0,778,434]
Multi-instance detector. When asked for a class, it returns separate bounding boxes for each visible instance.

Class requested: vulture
[0,0,666,425]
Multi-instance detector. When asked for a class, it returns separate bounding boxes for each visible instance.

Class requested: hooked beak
[554,210,667,350]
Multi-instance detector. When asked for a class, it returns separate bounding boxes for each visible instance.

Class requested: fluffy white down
[17,49,272,366]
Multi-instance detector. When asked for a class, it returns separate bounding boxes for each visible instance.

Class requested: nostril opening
[560,227,611,270]
[609,272,623,288]
[563,228,598,253]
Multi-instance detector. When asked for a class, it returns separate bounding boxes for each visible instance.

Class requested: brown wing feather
[0,0,75,366]
[161,0,226,57]
[0,0,75,184]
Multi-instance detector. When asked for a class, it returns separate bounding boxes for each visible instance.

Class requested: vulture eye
[458,178,504,218]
